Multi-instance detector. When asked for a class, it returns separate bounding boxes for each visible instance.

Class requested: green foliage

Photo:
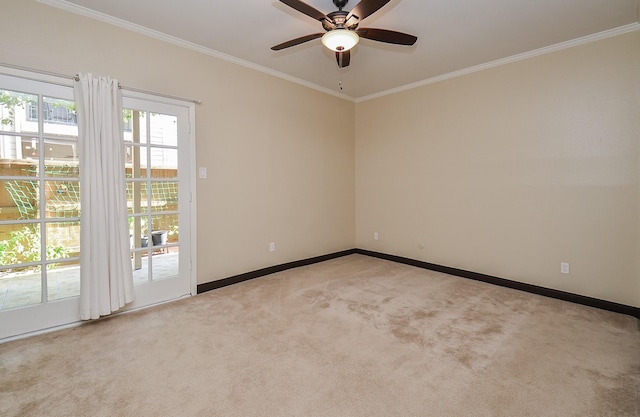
[47,244,68,261]
[0,226,68,270]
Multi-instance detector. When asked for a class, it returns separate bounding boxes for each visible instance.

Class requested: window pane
[44,180,80,219]
[151,214,178,244]
[150,149,178,177]
[131,235,149,250]
[47,261,80,301]
[125,145,148,179]
[132,255,149,284]
[0,135,40,171]
[150,181,178,212]
[131,243,178,283]
[128,214,150,249]
[127,181,150,215]
[46,221,79,259]
[150,113,177,146]
[45,164,79,178]
[0,180,39,220]
[151,228,168,247]
[0,266,42,310]
[122,109,133,134]
[123,109,147,144]
[0,89,38,134]
[0,223,42,265]
[43,97,77,137]
[44,139,79,168]
[151,165,177,180]
[124,144,133,177]
[152,250,178,281]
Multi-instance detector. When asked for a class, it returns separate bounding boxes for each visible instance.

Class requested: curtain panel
[74,73,134,320]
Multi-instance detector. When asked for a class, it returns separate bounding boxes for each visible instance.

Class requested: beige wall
[356,31,640,307]
[0,0,355,283]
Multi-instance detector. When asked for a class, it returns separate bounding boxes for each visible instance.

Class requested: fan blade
[347,0,391,21]
[336,50,351,68]
[356,28,417,45]
[271,33,324,51]
[279,0,327,21]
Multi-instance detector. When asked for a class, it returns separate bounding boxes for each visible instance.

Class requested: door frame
[121,93,198,307]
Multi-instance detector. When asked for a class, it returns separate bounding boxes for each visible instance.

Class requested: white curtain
[74,73,134,320]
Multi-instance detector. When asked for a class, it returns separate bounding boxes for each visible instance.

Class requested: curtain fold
[74,73,134,320]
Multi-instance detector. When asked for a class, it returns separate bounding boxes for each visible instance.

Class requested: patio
[0,251,179,311]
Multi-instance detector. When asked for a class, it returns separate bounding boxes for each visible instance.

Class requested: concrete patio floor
[0,252,179,310]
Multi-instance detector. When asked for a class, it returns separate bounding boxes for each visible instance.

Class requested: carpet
[1,254,638,416]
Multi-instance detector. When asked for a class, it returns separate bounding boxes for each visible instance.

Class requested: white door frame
[121,93,197,308]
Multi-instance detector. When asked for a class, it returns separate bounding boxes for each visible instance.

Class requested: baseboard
[196,248,640,320]
[196,249,357,294]
[355,249,640,320]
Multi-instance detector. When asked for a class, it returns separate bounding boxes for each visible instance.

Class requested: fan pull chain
[338,67,344,91]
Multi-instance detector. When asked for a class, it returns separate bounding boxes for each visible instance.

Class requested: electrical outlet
[374,232,379,241]
[560,262,570,274]
[269,242,275,252]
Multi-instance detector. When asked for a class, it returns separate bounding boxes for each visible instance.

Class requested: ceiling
[44,0,639,100]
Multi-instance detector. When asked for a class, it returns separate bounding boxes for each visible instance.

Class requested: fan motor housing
[324,10,359,31]
[333,0,349,9]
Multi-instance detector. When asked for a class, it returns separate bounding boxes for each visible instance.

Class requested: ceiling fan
[271,0,417,68]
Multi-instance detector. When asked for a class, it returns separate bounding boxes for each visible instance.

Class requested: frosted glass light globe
[321,29,359,52]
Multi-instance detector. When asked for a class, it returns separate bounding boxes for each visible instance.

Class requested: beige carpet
[1,254,639,417]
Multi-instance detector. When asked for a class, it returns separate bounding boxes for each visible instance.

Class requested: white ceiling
[44,0,639,100]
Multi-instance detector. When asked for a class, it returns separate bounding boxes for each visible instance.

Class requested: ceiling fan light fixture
[322,29,359,52]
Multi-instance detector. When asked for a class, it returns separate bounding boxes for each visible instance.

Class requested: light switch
[198,167,207,179]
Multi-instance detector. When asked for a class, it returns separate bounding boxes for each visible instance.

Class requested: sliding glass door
[122,97,192,309]
[0,72,194,340]
[0,74,81,338]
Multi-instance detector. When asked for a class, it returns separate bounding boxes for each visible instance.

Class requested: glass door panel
[1,74,80,339]
[122,96,191,309]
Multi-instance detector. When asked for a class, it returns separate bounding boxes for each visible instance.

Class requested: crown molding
[355,22,640,103]
[37,0,356,102]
